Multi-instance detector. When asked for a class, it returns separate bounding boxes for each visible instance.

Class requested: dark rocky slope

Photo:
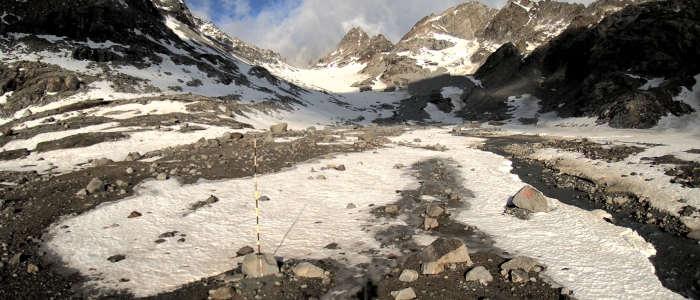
[465,0,700,128]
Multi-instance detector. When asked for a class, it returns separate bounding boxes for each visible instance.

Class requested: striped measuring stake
[253,138,262,255]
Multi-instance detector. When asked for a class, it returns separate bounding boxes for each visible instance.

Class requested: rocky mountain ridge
[317,0,658,88]
[314,27,394,68]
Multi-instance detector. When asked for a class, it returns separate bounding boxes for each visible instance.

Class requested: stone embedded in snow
[21,109,32,117]
[424,217,439,230]
[107,255,126,263]
[417,238,471,275]
[92,158,114,167]
[613,197,629,205]
[512,185,549,213]
[359,132,374,141]
[391,287,417,300]
[241,253,279,278]
[347,203,357,209]
[258,196,270,201]
[128,211,142,218]
[237,246,255,257]
[270,123,288,133]
[385,205,399,213]
[393,163,404,169]
[413,138,421,142]
[687,230,700,241]
[510,269,528,283]
[336,165,346,171]
[292,262,325,278]
[124,152,142,161]
[465,266,493,284]
[399,269,419,282]
[426,203,445,218]
[86,178,105,194]
[209,286,236,300]
[316,175,326,180]
[501,256,539,273]
[156,173,168,180]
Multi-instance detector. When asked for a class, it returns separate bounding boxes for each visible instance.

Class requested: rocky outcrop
[467,0,699,128]
[314,27,394,68]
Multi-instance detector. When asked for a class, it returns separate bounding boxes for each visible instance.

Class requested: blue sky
[184,0,596,68]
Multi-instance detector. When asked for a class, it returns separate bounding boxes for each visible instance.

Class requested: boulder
[270,123,288,133]
[687,230,700,241]
[464,266,493,284]
[385,205,399,213]
[86,178,104,194]
[359,132,375,141]
[241,253,279,278]
[426,204,445,218]
[292,262,324,278]
[237,246,254,256]
[417,238,471,275]
[501,256,539,273]
[510,269,528,283]
[424,218,439,230]
[92,158,114,167]
[512,185,549,213]
[398,269,419,282]
[209,286,236,300]
[390,287,416,300]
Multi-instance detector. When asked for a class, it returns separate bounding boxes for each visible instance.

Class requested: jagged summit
[314,27,394,68]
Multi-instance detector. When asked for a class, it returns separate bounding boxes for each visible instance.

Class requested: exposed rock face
[466,0,699,128]
[315,0,658,90]
[315,27,394,68]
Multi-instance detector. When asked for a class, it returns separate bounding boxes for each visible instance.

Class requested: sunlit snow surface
[44,129,678,299]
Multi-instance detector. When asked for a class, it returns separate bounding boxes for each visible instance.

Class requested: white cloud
[186,0,596,68]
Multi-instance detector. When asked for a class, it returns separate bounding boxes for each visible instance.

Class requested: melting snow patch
[507,94,541,122]
[639,78,665,90]
[440,86,464,111]
[0,91,12,104]
[44,129,678,299]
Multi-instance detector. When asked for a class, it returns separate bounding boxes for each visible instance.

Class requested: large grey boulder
[241,253,279,278]
[270,123,288,133]
[417,238,471,275]
[512,185,549,213]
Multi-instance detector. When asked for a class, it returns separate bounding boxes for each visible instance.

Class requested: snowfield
[43,128,680,299]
